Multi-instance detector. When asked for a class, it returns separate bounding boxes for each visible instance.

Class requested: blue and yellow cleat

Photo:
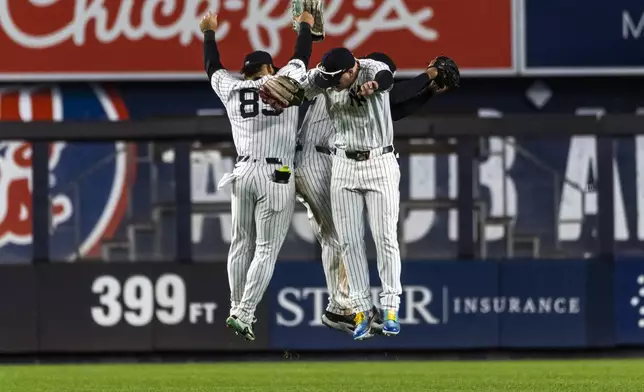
[353,311,375,341]
[382,309,400,336]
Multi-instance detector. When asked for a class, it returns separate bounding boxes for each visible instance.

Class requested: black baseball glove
[429,56,460,89]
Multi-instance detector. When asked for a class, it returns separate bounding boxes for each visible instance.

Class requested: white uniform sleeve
[299,69,325,100]
[362,60,394,92]
[210,70,269,103]
[276,59,307,80]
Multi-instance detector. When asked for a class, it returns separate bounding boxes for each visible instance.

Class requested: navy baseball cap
[365,52,397,74]
[315,47,356,88]
[241,51,277,74]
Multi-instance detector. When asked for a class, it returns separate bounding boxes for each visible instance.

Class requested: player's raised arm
[389,56,460,120]
[270,11,313,82]
[390,72,432,107]
[390,56,460,106]
[290,12,314,69]
[201,11,258,102]
[201,12,224,80]
[388,70,434,121]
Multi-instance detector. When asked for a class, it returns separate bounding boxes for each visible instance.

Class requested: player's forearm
[389,73,432,106]
[391,90,434,121]
[373,70,394,91]
[291,22,313,67]
[203,30,224,79]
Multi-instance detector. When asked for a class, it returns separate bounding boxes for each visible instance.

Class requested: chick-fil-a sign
[0,0,514,80]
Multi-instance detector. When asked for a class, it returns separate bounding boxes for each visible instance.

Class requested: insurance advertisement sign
[268,260,588,350]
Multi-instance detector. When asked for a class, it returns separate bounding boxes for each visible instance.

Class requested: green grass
[1,359,644,391]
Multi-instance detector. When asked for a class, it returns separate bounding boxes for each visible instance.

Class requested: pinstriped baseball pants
[330,152,402,314]
[227,162,295,324]
[295,150,351,315]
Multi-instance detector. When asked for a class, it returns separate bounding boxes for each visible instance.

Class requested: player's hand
[295,11,314,26]
[200,11,218,33]
[426,57,440,80]
[427,58,448,93]
[426,66,439,80]
[358,81,379,96]
[427,56,460,90]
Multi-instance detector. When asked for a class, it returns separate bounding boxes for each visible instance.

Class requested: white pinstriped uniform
[294,95,351,315]
[302,59,402,314]
[211,59,307,324]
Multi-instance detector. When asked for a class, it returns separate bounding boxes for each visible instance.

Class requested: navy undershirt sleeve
[389,73,431,106]
[374,70,394,91]
[203,30,224,79]
[291,23,313,68]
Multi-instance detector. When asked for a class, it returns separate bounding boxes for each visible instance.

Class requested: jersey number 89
[239,88,281,119]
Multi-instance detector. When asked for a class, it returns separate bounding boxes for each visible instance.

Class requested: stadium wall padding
[1,259,643,353]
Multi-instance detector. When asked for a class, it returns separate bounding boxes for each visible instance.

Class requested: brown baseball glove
[259,76,306,110]
[292,0,325,41]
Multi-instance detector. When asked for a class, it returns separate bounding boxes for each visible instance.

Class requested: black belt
[315,146,334,155]
[344,145,394,161]
[236,156,283,164]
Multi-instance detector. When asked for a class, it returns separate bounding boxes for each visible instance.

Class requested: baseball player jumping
[312,48,401,341]
[294,91,356,333]
[272,47,402,342]
[200,10,314,341]
[294,52,459,336]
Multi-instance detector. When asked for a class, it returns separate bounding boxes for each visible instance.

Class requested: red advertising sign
[0,0,514,80]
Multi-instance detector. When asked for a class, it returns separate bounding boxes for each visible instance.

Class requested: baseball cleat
[226,315,256,341]
[381,309,400,336]
[322,311,355,333]
[353,310,375,341]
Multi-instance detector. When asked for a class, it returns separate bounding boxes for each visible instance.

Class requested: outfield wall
[1,259,642,353]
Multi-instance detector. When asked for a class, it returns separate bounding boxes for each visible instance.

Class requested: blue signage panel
[614,258,644,344]
[268,261,499,350]
[498,260,588,347]
[268,260,593,350]
[523,0,644,74]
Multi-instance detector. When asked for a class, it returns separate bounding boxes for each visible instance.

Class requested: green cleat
[226,315,256,342]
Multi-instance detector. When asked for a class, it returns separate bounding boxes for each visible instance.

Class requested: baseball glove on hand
[429,56,460,89]
[292,0,325,41]
[259,76,305,110]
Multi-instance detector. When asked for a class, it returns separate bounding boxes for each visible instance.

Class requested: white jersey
[298,94,335,148]
[302,59,394,151]
[210,59,308,160]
